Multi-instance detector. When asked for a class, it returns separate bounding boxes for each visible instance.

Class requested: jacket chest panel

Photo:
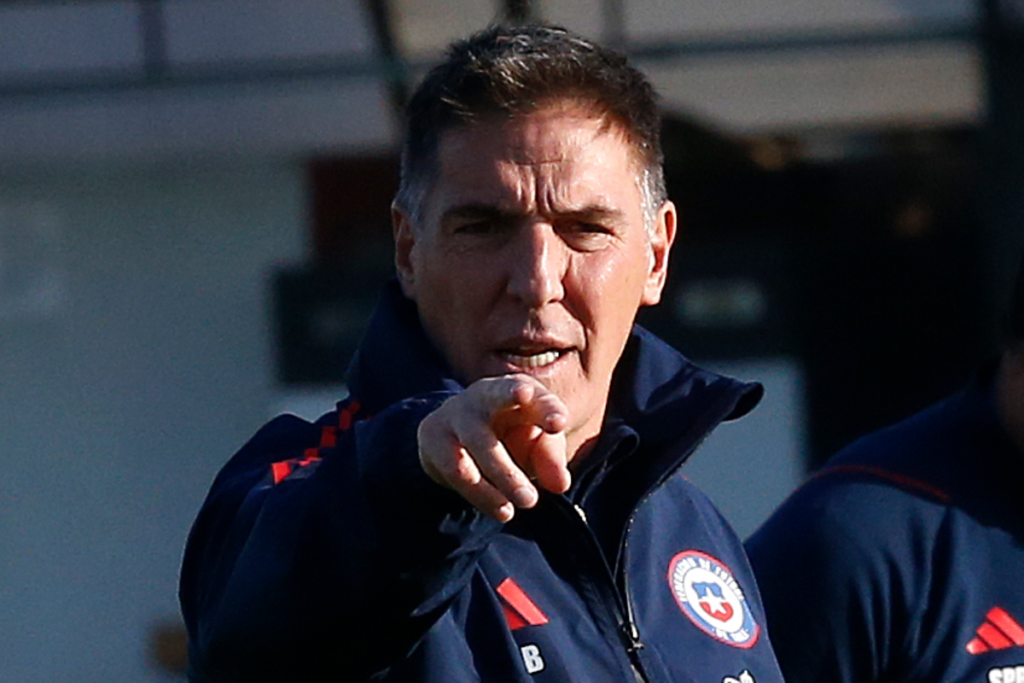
[623,481,777,682]
[469,537,635,682]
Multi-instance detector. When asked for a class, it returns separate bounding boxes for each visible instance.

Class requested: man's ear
[642,200,677,306]
[392,203,417,298]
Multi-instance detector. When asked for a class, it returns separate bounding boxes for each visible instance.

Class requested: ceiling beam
[503,0,535,24]
[362,0,409,114]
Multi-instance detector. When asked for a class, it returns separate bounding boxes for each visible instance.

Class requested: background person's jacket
[747,367,1024,683]
[180,280,784,683]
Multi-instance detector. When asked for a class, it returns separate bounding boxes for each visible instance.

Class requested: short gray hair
[394,24,667,232]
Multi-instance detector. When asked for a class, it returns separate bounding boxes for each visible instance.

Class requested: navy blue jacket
[181,281,784,682]
[747,368,1024,683]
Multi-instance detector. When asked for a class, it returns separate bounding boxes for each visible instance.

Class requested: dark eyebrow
[440,203,517,226]
[440,202,626,227]
[558,206,626,225]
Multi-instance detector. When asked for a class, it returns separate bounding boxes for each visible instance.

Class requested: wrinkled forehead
[448,115,599,165]
[443,107,638,178]
[428,109,644,214]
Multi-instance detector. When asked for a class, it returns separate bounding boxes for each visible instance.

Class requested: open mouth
[498,349,567,369]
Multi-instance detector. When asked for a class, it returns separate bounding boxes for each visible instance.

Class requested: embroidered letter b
[520,644,545,674]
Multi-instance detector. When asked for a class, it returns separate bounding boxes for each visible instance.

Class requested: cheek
[416,245,472,297]
[573,253,648,321]
[418,257,497,333]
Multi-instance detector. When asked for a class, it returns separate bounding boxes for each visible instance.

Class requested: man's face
[394,103,676,456]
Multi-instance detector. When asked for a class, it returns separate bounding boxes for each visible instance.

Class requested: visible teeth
[503,350,561,368]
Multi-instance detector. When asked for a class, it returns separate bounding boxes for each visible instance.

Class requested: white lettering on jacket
[520,644,545,674]
[723,669,755,683]
[989,665,1024,683]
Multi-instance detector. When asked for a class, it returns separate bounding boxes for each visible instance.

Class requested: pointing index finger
[478,374,569,433]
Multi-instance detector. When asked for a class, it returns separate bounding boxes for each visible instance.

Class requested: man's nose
[506,222,567,307]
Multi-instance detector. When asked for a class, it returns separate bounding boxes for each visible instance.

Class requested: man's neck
[995,347,1024,455]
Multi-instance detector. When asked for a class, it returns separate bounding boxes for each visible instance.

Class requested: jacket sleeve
[745,476,934,683]
[179,394,503,682]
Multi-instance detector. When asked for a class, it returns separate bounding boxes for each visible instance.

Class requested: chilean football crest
[667,550,760,648]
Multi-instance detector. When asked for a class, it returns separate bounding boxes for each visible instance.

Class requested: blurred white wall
[0,160,304,682]
[683,358,808,540]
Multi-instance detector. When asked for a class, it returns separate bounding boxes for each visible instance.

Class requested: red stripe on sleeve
[338,401,362,431]
[978,622,1013,650]
[988,608,1024,646]
[271,461,293,484]
[320,426,338,448]
[966,637,990,654]
[503,603,528,630]
[496,577,549,626]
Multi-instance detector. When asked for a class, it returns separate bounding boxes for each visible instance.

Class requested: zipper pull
[624,621,648,683]
[624,620,644,652]
[573,503,589,524]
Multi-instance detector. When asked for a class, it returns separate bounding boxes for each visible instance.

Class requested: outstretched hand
[417,374,571,522]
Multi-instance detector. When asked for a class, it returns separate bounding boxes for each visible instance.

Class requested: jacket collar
[344,280,462,413]
[346,279,763,450]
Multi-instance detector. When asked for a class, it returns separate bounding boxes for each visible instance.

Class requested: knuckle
[508,373,535,393]
[481,457,524,489]
[426,451,458,479]
[460,431,496,457]
[452,453,478,481]
[416,423,436,447]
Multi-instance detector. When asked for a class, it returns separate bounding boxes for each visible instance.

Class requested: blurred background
[1,0,1022,679]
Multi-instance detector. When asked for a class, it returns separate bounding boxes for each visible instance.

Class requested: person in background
[180,23,784,683]
[747,251,1024,683]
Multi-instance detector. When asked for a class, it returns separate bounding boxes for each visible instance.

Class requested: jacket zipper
[611,424,722,682]
[562,388,748,682]
[572,503,650,682]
